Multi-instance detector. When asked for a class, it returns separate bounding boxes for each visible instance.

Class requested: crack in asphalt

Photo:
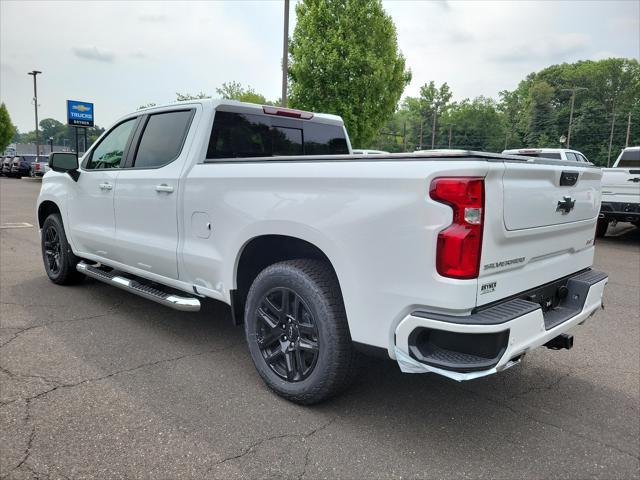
[204,416,337,479]
[0,342,242,478]
[455,383,640,461]
[506,370,575,400]
[0,307,121,350]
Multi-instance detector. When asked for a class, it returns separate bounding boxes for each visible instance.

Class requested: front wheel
[41,213,84,285]
[244,259,357,404]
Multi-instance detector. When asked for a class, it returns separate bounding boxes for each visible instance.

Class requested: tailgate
[601,168,640,202]
[503,164,601,230]
[478,160,602,306]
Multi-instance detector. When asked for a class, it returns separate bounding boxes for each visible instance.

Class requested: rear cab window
[617,150,640,168]
[207,111,349,159]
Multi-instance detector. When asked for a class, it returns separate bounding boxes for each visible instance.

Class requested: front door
[67,118,138,260]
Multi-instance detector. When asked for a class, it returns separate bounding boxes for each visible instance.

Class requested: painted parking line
[0,222,34,229]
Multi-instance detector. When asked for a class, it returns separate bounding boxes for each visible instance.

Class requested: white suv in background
[502,148,591,164]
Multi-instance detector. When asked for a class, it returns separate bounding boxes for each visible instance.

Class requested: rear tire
[244,259,357,404]
[41,213,84,285]
[596,218,609,238]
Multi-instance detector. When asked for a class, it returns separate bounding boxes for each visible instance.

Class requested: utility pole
[431,109,437,149]
[27,70,42,159]
[448,124,454,149]
[626,112,632,147]
[418,119,424,150]
[402,120,407,152]
[560,87,587,148]
[281,0,290,107]
[607,108,617,167]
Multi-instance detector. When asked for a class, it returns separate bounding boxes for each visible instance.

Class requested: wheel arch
[38,200,61,228]
[230,234,344,326]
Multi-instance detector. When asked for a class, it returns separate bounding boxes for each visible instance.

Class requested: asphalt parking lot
[1,176,638,480]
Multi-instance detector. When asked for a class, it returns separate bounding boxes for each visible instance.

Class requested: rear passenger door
[114,108,196,279]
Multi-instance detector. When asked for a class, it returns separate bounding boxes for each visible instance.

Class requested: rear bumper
[600,201,640,223]
[394,269,608,381]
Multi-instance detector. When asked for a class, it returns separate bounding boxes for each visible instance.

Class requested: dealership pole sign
[66,100,94,127]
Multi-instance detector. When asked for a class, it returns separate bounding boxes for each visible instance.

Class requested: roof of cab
[135,98,345,126]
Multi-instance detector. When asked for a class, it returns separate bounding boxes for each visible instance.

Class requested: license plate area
[514,269,606,330]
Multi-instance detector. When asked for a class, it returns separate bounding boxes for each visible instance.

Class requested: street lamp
[27,70,42,160]
[49,137,54,154]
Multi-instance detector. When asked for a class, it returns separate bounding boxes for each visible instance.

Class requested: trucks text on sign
[67,100,94,127]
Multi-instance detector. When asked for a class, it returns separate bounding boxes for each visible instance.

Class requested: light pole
[560,87,587,148]
[49,137,54,154]
[281,0,290,107]
[27,70,42,160]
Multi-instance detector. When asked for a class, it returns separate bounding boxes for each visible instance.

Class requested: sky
[1,0,639,132]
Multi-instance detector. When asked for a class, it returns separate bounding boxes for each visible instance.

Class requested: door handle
[99,182,113,191]
[155,184,174,193]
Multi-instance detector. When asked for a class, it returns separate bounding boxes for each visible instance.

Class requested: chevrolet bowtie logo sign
[556,196,576,214]
[67,100,94,127]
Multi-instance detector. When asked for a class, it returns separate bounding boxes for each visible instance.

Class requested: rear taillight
[429,177,485,279]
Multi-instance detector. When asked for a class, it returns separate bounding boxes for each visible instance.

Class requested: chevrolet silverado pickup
[37,99,608,404]
[598,146,640,236]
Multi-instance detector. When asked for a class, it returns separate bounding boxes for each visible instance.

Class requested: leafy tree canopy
[0,103,17,153]
[289,0,411,147]
[372,58,639,165]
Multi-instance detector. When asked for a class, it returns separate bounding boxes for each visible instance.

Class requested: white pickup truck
[598,146,640,236]
[37,100,608,404]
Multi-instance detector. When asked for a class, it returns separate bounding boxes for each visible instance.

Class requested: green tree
[176,92,211,101]
[175,83,274,104]
[0,103,17,153]
[216,81,272,104]
[39,118,67,145]
[523,80,557,147]
[404,81,452,149]
[440,97,505,152]
[289,0,411,147]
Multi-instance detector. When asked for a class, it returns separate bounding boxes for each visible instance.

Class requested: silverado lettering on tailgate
[483,256,526,271]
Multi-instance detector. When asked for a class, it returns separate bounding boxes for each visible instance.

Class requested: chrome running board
[77,262,200,312]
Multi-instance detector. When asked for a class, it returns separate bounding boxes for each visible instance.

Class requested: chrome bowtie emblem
[556,196,575,214]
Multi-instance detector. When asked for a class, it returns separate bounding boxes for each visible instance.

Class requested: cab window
[132,110,194,168]
[85,118,136,170]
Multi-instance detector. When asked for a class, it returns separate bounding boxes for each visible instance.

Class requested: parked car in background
[10,155,39,178]
[1,156,13,176]
[352,149,389,155]
[37,99,607,404]
[597,146,640,236]
[502,148,591,163]
[31,156,50,177]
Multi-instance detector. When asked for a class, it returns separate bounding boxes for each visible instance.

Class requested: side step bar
[77,262,200,312]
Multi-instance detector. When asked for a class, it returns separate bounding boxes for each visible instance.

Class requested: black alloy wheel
[255,287,320,382]
[44,225,62,276]
[41,213,84,285]
[244,259,358,404]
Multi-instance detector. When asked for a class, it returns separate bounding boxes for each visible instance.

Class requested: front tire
[41,213,84,285]
[244,259,357,404]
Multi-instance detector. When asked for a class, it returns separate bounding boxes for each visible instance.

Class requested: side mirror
[49,152,80,181]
